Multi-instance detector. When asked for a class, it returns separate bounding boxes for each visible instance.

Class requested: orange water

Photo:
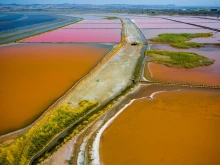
[0,43,112,135]
[100,87,220,165]
[146,62,220,85]
[145,44,220,85]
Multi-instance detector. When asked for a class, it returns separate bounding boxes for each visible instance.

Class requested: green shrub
[103,16,119,20]
[146,50,215,68]
[150,33,213,49]
[0,100,98,165]
[170,42,202,49]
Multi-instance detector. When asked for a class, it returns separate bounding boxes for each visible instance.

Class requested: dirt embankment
[42,18,148,165]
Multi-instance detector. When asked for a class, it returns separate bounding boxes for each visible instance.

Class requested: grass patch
[150,33,213,49]
[103,16,119,20]
[0,100,98,165]
[146,50,215,68]
[170,42,202,49]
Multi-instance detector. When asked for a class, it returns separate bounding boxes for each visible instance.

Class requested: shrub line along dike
[0,17,147,165]
[160,17,220,32]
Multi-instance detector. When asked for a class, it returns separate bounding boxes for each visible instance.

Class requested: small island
[103,16,119,20]
[146,50,215,68]
[150,33,213,49]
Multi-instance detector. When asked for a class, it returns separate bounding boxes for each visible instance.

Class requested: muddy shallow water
[100,86,220,165]
[0,43,113,135]
[145,44,220,85]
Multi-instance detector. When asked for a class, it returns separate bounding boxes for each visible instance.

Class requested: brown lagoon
[0,43,113,135]
[100,86,220,165]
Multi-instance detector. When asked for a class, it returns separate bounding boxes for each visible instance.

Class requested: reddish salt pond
[198,16,220,20]
[145,44,220,85]
[100,86,220,165]
[63,23,122,29]
[21,29,121,43]
[79,19,121,24]
[0,43,113,135]
[135,23,199,29]
[163,17,219,25]
[192,23,220,29]
[134,18,166,20]
[191,32,220,44]
[132,19,175,23]
[162,16,201,20]
[141,29,215,40]
[180,19,220,23]
[61,14,105,20]
[126,16,147,19]
[174,17,219,21]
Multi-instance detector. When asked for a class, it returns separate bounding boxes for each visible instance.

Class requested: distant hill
[0,4,219,15]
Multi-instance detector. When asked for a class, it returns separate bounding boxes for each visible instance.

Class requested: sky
[0,0,219,6]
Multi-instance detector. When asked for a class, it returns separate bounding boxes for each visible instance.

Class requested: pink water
[198,16,220,20]
[193,23,220,29]
[191,32,220,44]
[136,23,200,29]
[141,29,214,40]
[163,17,220,24]
[181,20,220,23]
[63,23,122,29]
[132,19,175,23]
[79,19,121,24]
[127,17,147,19]
[162,17,202,20]
[21,29,121,43]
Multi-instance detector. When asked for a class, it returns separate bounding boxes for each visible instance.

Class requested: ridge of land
[9,17,147,165]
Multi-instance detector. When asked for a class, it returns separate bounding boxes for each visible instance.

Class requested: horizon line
[1,3,220,7]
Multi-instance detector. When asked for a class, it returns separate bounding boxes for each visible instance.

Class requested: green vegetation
[170,42,202,49]
[146,50,214,68]
[150,33,213,49]
[0,100,98,165]
[34,84,136,165]
[103,16,119,20]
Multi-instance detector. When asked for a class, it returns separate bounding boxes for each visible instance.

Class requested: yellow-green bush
[146,50,215,68]
[150,33,213,49]
[0,100,98,165]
